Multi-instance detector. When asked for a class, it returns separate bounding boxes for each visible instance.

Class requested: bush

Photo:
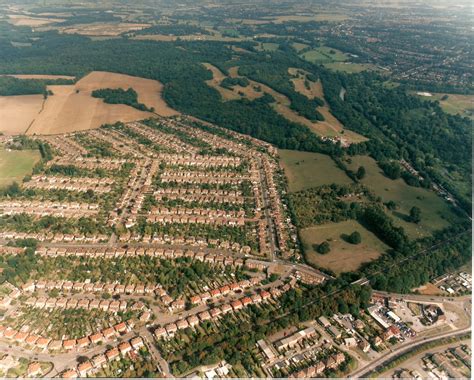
[347,231,362,244]
[315,241,331,254]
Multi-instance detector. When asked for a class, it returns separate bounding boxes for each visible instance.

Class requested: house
[48,340,62,351]
[209,308,222,319]
[61,369,78,378]
[130,337,144,350]
[118,341,132,355]
[165,323,177,335]
[187,315,200,328]
[328,326,342,339]
[199,311,211,321]
[318,316,331,328]
[105,347,120,361]
[92,354,107,367]
[14,331,28,343]
[177,319,189,330]
[36,337,51,349]
[27,362,42,377]
[63,339,76,350]
[383,325,400,341]
[77,361,93,377]
[221,304,232,314]
[154,327,167,339]
[359,339,371,352]
[89,333,103,344]
[25,335,40,346]
[190,295,202,305]
[231,300,243,311]
[114,322,128,334]
[102,327,116,340]
[241,297,252,307]
[77,337,90,348]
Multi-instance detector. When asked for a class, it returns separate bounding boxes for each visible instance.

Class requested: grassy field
[0,146,40,188]
[256,42,279,51]
[414,92,473,119]
[301,46,348,63]
[292,42,309,51]
[324,62,380,73]
[301,220,389,274]
[279,149,352,192]
[345,155,461,239]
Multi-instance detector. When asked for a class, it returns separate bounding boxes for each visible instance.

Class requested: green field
[301,220,389,274]
[414,92,473,119]
[301,46,348,63]
[256,42,279,52]
[0,146,40,188]
[324,62,380,73]
[292,42,309,52]
[346,155,461,239]
[279,149,352,192]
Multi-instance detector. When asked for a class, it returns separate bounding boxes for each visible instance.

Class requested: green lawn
[301,220,389,274]
[301,46,348,63]
[279,149,352,192]
[292,42,309,52]
[0,146,40,188]
[345,155,461,239]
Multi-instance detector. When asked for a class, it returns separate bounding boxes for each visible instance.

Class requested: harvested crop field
[0,95,44,135]
[300,220,389,274]
[7,14,65,27]
[59,23,151,37]
[26,71,177,135]
[1,74,76,80]
[0,71,177,136]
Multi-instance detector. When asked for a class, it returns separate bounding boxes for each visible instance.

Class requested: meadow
[300,220,389,274]
[279,149,352,192]
[0,146,41,188]
[345,155,461,239]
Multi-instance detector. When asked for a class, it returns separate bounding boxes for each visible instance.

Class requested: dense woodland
[92,87,152,111]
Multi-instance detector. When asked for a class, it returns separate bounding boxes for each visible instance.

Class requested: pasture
[279,149,352,192]
[0,146,41,188]
[414,92,473,119]
[324,62,380,73]
[300,220,388,274]
[301,46,348,64]
[345,155,462,238]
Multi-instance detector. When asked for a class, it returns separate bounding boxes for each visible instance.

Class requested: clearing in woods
[0,71,178,136]
[345,155,462,239]
[1,74,76,80]
[414,92,474,119]
[0,146,41,188]
[300,220,389,274]
[203,63,365,143]
[279,149,352,192]
[289,68,367,143]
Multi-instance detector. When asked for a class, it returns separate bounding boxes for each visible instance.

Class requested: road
[348,328,472,378]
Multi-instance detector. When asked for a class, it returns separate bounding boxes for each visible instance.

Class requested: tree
[409,206,421,223]
[316,241,331,254]
[356,166,366,180]
[347,231,362,244]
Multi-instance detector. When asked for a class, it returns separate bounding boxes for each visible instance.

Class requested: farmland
[0,71,177,136]
[300,220,389,274]
[0,95,44,135]
[0,146,40,188]
[279,149,352,192]
[345,155,461,239]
